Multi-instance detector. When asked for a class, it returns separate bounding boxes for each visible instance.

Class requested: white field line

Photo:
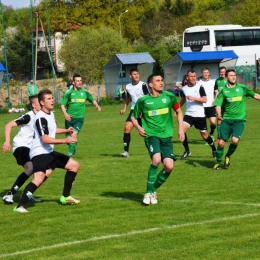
[0,213,259,258]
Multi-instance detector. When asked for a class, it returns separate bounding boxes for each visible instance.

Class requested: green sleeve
[86,91,94,103]
[245,87,255,98]
[214,90,224,107]
[60,89,70,105]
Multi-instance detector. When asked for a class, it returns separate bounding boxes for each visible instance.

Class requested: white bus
[182,25,260,68]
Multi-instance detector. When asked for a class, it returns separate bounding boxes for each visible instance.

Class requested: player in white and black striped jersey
[119,68,149,157]
[2,95,47,204]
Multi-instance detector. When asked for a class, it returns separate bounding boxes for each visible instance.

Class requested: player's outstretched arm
[253,93,260,101]
[60,104,72,122]
[2,121,17,153]
[92,100,101,111]
[131,116,146,137]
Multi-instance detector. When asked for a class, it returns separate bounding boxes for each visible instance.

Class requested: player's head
[147,74,164,92]
[129,68,139,84]
[201,67,210,81]
[73,74,82,89]
[30,94,41,112]
[187,69,197,86]
[219,66,226,78]
[225,69,236,85]
[38,89,53,107]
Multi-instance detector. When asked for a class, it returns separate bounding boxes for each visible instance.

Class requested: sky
[2,0,40,9]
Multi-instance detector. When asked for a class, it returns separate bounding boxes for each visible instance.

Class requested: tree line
[1,0,260,84]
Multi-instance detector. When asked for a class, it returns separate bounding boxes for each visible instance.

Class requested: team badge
[162,98,166,103]
[236,88,239,92]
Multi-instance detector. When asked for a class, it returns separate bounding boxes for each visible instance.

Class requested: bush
[99,96,125,105]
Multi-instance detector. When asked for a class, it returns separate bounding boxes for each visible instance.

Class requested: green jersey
[215,77,227,92]
[60,87,94,118]
[214,83,255,120]
[133,91,178,138]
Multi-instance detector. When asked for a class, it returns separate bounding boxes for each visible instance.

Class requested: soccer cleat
[142,193,151,205]
[60,195,80,205]
[2,192,14,204]
[213,163,221,170]
[204,141,209,146]
[121,151,129,158]
[150,192,158,205]
[212,151,217,158]
[224,157,231,169]
[28,196,41,203]
[181,151,191,159]
[13,206,29,213]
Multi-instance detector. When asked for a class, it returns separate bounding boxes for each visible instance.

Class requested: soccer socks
[217,124,221,139]
[216,146,224,164]
[182,133,190,151]
[62,171,77,197]
[10,172,29,195]
[123,133,130,152]
[206,136,216,151]
[210,125,216,136]
[68,142,77,156]
[17,182,38,208]
[146,164,158,194]
[226,143,238,158]
[153,169,170,190]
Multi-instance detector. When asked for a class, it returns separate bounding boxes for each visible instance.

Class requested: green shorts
[220,119,245,141]
[65,118,84,136]
[144,136,175,160]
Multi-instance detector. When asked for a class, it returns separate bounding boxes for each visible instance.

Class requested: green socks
[226,143,238,158]
[216,146,224,164]
[68,142,77,156]
[154,169,170,190]
[146,164,158,193]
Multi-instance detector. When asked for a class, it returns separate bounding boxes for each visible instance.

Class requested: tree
[58,26,132,84]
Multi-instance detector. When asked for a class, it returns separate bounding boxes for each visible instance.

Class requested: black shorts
[184,115,207,132]
[204,107,216,118]
[126,109,142,126]
[13,147,30,166]
[32,151,70,174]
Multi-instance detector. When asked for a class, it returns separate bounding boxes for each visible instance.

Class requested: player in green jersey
[60,74,101,156]
[131,74,185,205]
[214,66,228,143]
[213,69,260,170]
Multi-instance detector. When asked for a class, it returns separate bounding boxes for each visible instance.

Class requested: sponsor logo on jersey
[146,102,154,105]
[227,96,242,102]
[148,107,169,116]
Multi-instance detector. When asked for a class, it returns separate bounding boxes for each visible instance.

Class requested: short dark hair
[219,66,226,71]
[187,69,196,75]
[147,74,163,84]
[29,94,38,106]
[225,69,236,77]
[130,68,138,74]
[38,89,52,106]
[73,74,81,81]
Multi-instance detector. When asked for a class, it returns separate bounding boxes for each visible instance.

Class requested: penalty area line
[0,212,260,258]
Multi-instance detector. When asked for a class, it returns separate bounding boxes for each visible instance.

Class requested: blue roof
[0,62,6,71]
[178,51,238,62]
[164,50,238,67]
[103,52,155,69]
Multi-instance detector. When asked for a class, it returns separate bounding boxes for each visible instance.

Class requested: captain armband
[172,103,180,111]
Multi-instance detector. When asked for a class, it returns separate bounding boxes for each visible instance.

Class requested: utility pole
[119,10,128,38]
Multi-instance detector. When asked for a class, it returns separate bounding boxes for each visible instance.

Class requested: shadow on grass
[100,154,124,158]
[100,191,143,203]
[182,158,215,169]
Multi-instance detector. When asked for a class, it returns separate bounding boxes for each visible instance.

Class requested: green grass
[1,100,260,259]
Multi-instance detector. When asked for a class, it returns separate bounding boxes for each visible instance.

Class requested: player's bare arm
[131,116,146,137]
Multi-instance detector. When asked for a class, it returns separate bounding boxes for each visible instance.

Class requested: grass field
[1,100,260,259]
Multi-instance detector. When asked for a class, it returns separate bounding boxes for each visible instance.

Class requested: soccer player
[180,70,216,159]
[214,66,228,143]
[131,74,184,205]
[200,67,218,144]
[213,69,260,170]
[60,74,101,156]
[120,68,149,157]
[13,90,80,213]
[2,95,44,204]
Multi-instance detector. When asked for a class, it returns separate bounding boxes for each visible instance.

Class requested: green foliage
[99,96,125,105]
[59,26,132,84]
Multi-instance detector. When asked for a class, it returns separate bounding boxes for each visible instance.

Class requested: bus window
[234,30,253,46]
[253,30,260,44]
[215,31,234,47]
